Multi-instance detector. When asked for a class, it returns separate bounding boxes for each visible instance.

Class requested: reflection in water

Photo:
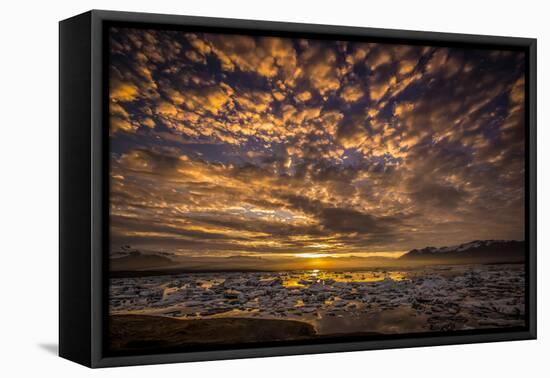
[316,305,429,335]
[282,270,408,288]
[110,265,525,336]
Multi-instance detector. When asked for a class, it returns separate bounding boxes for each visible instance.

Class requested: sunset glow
[108,28,525,265]
[295,253,329,259]
[106,25,528,353]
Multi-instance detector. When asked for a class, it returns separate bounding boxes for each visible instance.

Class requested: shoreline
[109,314,386,355]
[109,314,318,354]
[109,261,525,278]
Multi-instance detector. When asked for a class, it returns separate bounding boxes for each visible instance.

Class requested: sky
[108,27,525,259]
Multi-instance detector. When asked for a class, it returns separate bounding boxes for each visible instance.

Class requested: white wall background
[0,0,547,376]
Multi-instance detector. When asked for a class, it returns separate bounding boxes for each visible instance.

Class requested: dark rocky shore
[109,314,316,354]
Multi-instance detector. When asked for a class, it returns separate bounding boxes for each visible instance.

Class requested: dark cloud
[282,194,396,234]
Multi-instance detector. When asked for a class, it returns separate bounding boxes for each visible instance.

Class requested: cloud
[336,114,370,149]
[366,46,392,70]
[110,82,139,102]
[340,84,364,103]
[235,90,272,113]
[369,64,397,101]
[185,34,298,84]
[295,90,312,102]
[156,101,178,117]
[283,194,397,235]
[109,102,137,134]
[108,27,526,256]
[301,44,341,95]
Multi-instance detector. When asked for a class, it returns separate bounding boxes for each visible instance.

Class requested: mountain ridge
[400,239,525,264]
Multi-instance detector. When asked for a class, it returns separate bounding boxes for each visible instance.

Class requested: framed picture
[59,10,536,368]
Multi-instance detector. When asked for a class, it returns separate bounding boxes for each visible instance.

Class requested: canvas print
[107,26,526,355]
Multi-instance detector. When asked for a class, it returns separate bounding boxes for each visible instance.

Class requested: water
[110,264,525,335]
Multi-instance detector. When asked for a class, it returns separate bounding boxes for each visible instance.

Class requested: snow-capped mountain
[400,240,525,264]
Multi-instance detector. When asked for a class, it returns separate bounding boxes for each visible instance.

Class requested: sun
[295,253,327,259]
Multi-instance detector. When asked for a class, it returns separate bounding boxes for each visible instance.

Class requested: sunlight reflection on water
[281,270,408,288]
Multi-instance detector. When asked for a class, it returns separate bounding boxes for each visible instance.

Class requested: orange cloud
[295,91,312,102]
[110,82,139,102]
[340,84,364,103]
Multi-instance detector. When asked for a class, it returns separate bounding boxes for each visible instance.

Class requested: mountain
[110,251,174,271]
[400,240,525,264]
[225,255,265,261]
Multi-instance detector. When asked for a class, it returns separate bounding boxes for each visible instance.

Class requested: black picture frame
[59,9,537,368]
